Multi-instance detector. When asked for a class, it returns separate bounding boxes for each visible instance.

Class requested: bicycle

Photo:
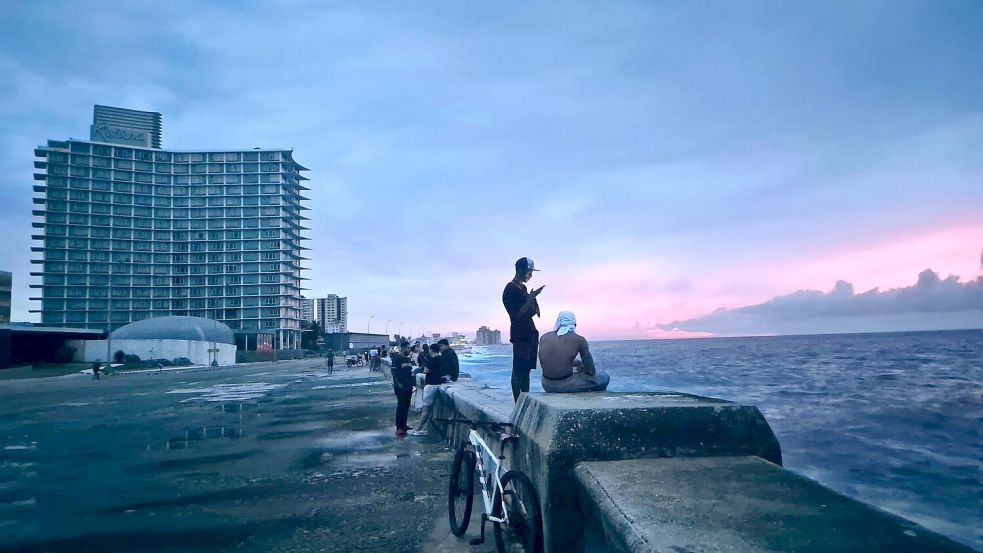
[436,417,543,553]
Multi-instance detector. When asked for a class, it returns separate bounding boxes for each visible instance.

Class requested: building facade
[315,295,347,333]
[0,271,11,324]
[30,106,311,350]
[300,296,318,324]
[474,326,502,346]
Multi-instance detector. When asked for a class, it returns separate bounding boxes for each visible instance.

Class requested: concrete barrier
[574,456,974,553]
[424,384,970,553]
[510,392,782,553]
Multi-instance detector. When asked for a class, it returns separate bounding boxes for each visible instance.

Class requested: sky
[0,1,980,340]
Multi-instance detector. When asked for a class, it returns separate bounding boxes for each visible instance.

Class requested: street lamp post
[367,314,375,334]
[104,257,130,370]
[211,309,220,366]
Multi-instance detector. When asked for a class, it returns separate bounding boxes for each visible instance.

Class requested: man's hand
[531,285,545,297]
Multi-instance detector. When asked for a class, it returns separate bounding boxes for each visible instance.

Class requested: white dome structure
[112,316,235,345]
[78,316,237,367]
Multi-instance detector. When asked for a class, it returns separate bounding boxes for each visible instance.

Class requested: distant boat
[451,344,472,354]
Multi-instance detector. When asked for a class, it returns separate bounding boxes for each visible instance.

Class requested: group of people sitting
[389,339,459,438]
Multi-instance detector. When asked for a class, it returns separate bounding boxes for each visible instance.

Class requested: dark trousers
[394,388,413,430]
[511,338,538,401]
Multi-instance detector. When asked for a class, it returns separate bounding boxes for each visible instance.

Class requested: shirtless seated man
[538,311,610,393]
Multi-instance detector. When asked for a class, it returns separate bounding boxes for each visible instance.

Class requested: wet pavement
[0,360,498,552]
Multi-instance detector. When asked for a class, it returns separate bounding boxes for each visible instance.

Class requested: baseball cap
[515,257,539,272]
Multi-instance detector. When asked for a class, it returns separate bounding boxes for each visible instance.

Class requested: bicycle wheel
[493,470,543,553]
[448,442,476,536]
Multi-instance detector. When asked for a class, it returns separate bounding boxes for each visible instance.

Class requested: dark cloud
[660,270,983,336]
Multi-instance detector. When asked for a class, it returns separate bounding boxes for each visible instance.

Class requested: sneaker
[408,429,429,437]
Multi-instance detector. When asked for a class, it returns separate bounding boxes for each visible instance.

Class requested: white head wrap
[554,311,577,336]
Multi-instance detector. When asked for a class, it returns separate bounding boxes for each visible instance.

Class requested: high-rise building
[475,326,502,345]
[30,106,311,350]
[300,296,318,324]
[315,295,347,333]
[0,271,11,324]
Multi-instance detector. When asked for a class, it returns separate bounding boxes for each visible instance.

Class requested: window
[70,166,91,177]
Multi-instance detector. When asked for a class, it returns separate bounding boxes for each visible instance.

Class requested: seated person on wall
[539,311,610,393]
[437,338,460,382]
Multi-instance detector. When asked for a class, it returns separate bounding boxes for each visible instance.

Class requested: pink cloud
[514,221,983,340]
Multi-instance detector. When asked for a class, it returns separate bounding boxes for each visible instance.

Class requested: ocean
[459,329,982,550]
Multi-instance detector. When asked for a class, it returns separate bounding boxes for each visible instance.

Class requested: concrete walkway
[0,359,502,552]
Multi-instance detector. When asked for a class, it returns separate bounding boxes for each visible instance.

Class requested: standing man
[502,257,544,401]
[390,342,415,438]
[326,349,334,375]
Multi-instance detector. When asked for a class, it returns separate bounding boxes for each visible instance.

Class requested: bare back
[538,331,595,380]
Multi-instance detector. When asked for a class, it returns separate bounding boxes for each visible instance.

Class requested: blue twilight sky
[1,1,981,339]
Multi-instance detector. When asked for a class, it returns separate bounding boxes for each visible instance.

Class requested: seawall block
[511,392,783,553]
[574,456,974,553]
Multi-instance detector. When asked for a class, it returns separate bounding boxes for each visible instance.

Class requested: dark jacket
[390,353,415,391]
[424,355,443,385]
[440,348,460,382]
[502,281,539,343]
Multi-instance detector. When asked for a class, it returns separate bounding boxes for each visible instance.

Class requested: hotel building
[30,105,311,350]
[315,295,347,333]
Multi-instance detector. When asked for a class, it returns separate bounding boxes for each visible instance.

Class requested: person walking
[502,257,544,401]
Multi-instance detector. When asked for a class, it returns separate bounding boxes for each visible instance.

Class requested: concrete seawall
[381,359,973,552]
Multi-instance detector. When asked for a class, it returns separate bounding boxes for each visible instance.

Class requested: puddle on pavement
[314,430,390,452]
[166,383,287,402]
[128,450,262,473]
[166,426,243,450]
[312,381,386,390]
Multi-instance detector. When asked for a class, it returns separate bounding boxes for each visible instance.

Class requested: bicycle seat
[499,433,519,445]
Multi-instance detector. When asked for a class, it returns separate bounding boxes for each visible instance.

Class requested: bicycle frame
[467,428,509,525]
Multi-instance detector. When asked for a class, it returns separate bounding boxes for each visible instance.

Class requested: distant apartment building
[314,295,347,333]
[300,296,318,324]
[475,326,502,346]
[30,105,311,350]
[0,271,11,324]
